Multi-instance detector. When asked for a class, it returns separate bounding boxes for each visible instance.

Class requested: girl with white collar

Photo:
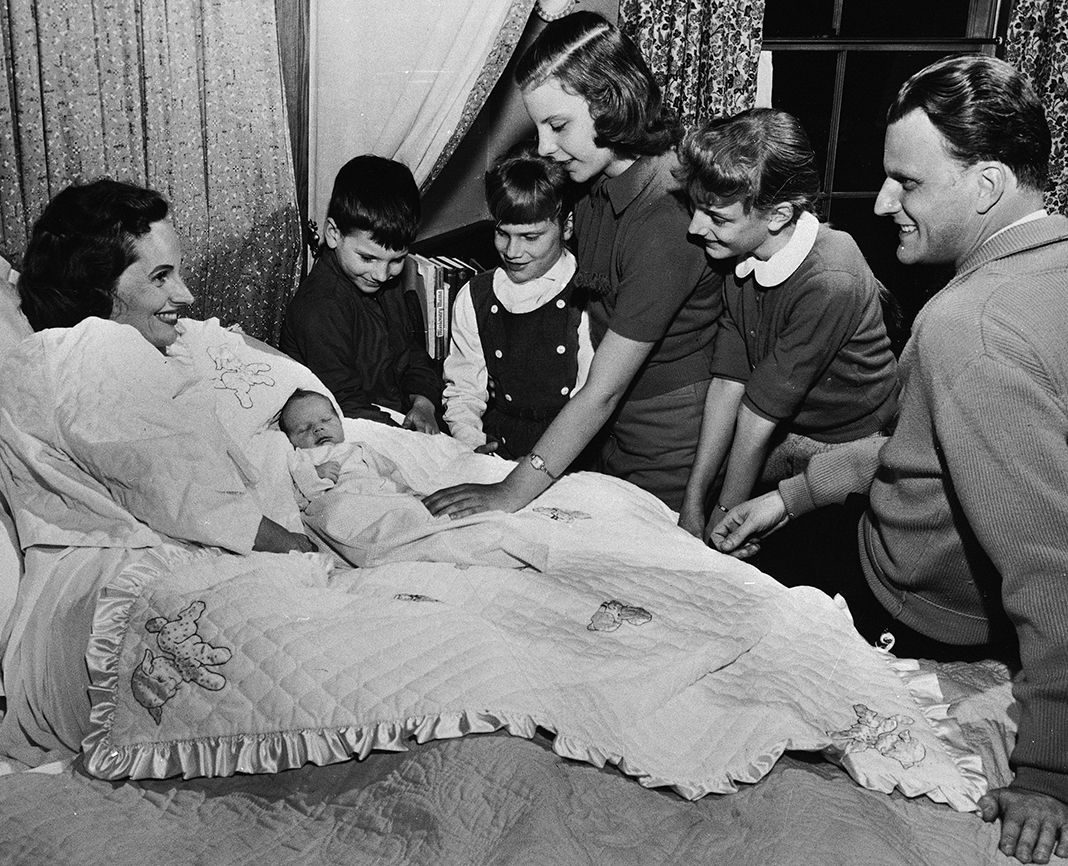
[678,108,899,545]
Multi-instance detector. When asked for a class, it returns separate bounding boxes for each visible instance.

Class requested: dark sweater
[279,250,441,422]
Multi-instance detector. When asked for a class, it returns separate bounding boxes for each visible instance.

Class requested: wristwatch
[528,452,560,480]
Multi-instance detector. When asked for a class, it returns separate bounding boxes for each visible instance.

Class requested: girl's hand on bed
[980,787,1068,864]
[422,479,525,518]
[708,491,789,559]
[403,396,440,434]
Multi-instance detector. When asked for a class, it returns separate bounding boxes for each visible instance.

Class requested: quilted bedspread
[79,420,986,811]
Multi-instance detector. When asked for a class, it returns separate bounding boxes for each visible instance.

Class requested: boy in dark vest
[443,141,592,461]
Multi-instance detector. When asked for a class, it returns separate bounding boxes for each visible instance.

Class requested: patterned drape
[1005,0,1068,215]
[0,0,302,344]
[618,0,766,128]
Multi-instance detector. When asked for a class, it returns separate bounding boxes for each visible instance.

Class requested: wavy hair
[18,179,170,331]
[677,108,820,220]
[888,54,1050,192]
[515,12,678,157]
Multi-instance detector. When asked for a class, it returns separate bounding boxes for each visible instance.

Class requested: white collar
[734,210,820,287]
[491,248,576,314]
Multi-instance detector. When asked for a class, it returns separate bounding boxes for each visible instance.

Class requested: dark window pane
[825,197,954,348]
[762,0,835,38]
[767,51,837,195]
[840,0,971,38]
[834,51,954,192]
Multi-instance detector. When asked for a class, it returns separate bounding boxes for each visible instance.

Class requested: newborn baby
[278,389,414,505]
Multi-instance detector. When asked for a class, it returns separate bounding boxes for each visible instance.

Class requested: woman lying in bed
[0,179,323,760]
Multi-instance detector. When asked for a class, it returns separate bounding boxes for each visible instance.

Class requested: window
[760,0,1011,343]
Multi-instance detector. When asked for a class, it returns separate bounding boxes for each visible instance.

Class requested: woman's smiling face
[522,77,632,183]
[111,220,193,350]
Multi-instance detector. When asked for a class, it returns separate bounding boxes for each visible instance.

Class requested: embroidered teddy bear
[130,600,233,725]
[207,344,275,408]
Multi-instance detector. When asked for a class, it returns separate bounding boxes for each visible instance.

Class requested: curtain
[309,0,536,227]
[1005,0,1068,215]
[0,0,302,344]
[618,0,766,129]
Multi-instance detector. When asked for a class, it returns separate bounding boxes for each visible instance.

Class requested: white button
[491,304,499,314]
[560,386,569,395]
[556,345,565,354]
[505,393,513,401]
[494,349,503,358]
[556,299,565,309]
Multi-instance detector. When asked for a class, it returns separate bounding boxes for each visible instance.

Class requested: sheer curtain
[1005,0,1068,214]
[309,0,536,225]
[0,0,302,344]
[618,0,766,128]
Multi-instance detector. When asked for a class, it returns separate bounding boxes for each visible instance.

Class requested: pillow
[0,258,30,358]
[169,318,342,532]
[0,258,29,674]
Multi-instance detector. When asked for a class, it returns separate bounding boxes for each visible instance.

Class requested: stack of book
[404,254,479,360]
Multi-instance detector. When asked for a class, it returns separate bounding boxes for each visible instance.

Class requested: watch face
[531,455,545,470]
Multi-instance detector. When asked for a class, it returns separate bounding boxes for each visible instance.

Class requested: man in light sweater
[711,55,1068,864]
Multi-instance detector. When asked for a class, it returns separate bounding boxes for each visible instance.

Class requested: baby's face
[283,395,345,449]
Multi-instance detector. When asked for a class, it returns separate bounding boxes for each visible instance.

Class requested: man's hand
[403,395,440,434]
[980,787,1068,863]
[314,460,341,482]
[474,440,499,455]
[708,491,790,559]
[422,476,527,519]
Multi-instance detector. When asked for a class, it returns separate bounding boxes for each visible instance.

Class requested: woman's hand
[474,440,500,455]
[403,395,440,434]
[708,491,790,559]
[422,477,527,519]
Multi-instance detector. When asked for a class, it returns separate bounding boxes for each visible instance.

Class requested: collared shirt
[572,150,723,400]
[735,211,820,286]
[442,250,593,448]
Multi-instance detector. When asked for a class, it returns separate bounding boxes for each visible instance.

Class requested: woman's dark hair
[515,11,678,157]
[485,140,572,228]
[677,108,820,221]
[19,179,169,331]
[887,54,1050,192]
[327,155,421,251]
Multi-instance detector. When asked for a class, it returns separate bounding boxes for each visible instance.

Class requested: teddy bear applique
[130,600,233,725]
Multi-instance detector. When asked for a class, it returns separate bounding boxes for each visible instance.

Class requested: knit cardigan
[779,215,1068,802]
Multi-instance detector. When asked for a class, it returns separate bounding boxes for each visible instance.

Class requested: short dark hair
[677,108,820,220]
[515,11,678,157]
[485,140,572,228]
[277,388,335,435]
[327,155,420,251]
[887,54,1050,192]
[18,179,170,331]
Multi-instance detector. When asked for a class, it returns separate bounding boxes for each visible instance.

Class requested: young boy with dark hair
[280,155,441,432]
[442,140,592,461]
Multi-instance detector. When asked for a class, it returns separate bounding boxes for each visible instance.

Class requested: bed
[0,275,1019,864]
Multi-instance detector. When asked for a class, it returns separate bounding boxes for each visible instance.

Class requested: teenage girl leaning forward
[676,109,899,544]
[424,11,722,518]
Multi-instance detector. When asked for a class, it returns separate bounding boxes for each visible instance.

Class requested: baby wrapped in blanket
[278,389,414,507]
